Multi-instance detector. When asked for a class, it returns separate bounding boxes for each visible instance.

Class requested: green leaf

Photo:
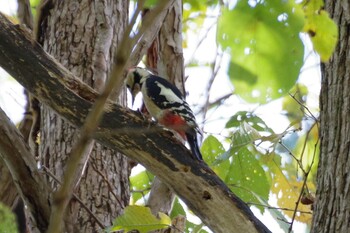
[201,135,226,162]
[214,118,274,165]
[225,111,274,133]
[0,202,18,233]
[186,221,208,233]
[226,147,270,213]
[231,122,262,149]
[302,0,338,61]
[218,0,304,103]
[111,206,171,233]
[202,136,231,179]
[144,0,160,8]
[29,0,41,18]
[282,83,309,125]
[130,170,154,204]
[170,198,186,219]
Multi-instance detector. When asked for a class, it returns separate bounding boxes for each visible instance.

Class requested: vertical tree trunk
[311,1,350,232]
[37,1,131,232]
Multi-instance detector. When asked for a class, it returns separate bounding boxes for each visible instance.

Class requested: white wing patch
[156,82,184,103]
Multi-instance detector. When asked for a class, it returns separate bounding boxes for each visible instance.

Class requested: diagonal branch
[0,13,270,233]
[0,107,50,232]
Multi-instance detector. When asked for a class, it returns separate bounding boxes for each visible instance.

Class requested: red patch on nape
[159,111,187,140]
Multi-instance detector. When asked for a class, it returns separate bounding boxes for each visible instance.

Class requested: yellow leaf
[111,206,171,233]
[271,167,314,223]
[302,0,338,61]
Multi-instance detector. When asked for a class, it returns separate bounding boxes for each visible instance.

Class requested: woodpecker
[125,67,203,160]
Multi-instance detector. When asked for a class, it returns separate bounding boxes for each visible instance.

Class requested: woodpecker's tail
[186,131,203,160]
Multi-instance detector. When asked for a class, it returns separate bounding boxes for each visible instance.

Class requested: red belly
[158,111,187,140]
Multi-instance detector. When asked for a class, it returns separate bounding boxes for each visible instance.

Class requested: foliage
[302,0,338,61]
[130,170,154,204]
[218,0,305,103]
[29,0,41,17]
[127,0,332,232]
[110,205,171,233]
[0,202,18,233]
[215,0,337,103]
[204,107,317,225]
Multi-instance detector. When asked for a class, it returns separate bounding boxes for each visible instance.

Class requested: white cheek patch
[156,82,184,103]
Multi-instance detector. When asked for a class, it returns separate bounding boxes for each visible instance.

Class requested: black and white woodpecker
[125,67,203,160]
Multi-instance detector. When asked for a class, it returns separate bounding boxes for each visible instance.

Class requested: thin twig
[288,92,319,123]
[279,142,307,174]
[206,93,233,109]
[246,202,312,214]
[278,218,291,225]
[288,171,309,233]
[201,52,223,120]
[282,94,319,233]
[288,128,319,233]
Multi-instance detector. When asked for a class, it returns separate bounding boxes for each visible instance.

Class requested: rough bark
[0,13,271,233]
[0,160,18,208]
[0,108,50,232]
[36,1,130,232]
[311,1,350,232]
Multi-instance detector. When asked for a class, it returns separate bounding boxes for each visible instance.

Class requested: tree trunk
[311,1,350,232]
[36,1,131,231]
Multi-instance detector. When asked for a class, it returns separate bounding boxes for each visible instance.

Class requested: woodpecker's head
[125,67,151,105]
